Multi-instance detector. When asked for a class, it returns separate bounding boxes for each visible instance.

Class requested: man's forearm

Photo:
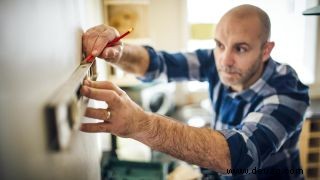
[116,44,150,76]
[133,112,231,173]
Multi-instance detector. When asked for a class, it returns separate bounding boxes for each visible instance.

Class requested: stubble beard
[218,54,263,89]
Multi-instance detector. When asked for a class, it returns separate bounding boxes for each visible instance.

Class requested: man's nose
[221,50,235,66]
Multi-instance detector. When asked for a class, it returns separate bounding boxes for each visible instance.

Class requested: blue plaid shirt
[141,47,310,180]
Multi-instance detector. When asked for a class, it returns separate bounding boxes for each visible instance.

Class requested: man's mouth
[219,68,241,75]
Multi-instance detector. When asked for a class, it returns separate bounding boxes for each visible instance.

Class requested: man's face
[214,16,269,91]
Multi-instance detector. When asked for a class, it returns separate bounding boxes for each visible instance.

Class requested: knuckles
[98,124,106,132]
[108,91,120,105]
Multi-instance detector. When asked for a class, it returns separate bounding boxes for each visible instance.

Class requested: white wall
[149,0,188,51]
[0,0,104,179]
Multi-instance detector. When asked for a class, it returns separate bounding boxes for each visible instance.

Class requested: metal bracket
[45,61,97,150]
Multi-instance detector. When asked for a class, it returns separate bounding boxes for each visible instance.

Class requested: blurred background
[0,0,319,179]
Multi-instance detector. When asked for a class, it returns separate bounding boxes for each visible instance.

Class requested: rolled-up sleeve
[138,46,214,82]
[138,46,162,82]
[218,93,309,176]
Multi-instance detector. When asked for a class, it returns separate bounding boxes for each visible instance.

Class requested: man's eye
[216,43,224,49]
[236,46,247,53]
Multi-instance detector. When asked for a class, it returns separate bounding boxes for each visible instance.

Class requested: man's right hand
[82,24,124,64]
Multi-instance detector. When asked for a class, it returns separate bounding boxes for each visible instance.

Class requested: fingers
[83,25,120,58]
[91,25,108,33]
[85,107,112,121]
[80,86,120,106]
[83,80,123,95]
[82,29,101,55]
[80,122,111,133]
[100,43,123,61]
[91,29,116,56]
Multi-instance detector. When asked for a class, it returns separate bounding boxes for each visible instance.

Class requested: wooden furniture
[299,115,320,179]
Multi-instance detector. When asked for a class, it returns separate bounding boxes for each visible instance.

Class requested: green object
[101,152,167,180]
[190,23,215,40]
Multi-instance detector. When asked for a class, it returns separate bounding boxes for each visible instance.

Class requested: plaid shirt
[141,47,310,180]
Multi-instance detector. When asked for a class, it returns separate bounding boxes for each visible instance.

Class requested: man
[81,4,309,179]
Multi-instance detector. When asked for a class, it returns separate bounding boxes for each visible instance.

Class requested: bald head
[218,4,271,43]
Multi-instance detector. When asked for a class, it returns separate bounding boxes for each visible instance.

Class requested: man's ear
[262,41,275,62]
